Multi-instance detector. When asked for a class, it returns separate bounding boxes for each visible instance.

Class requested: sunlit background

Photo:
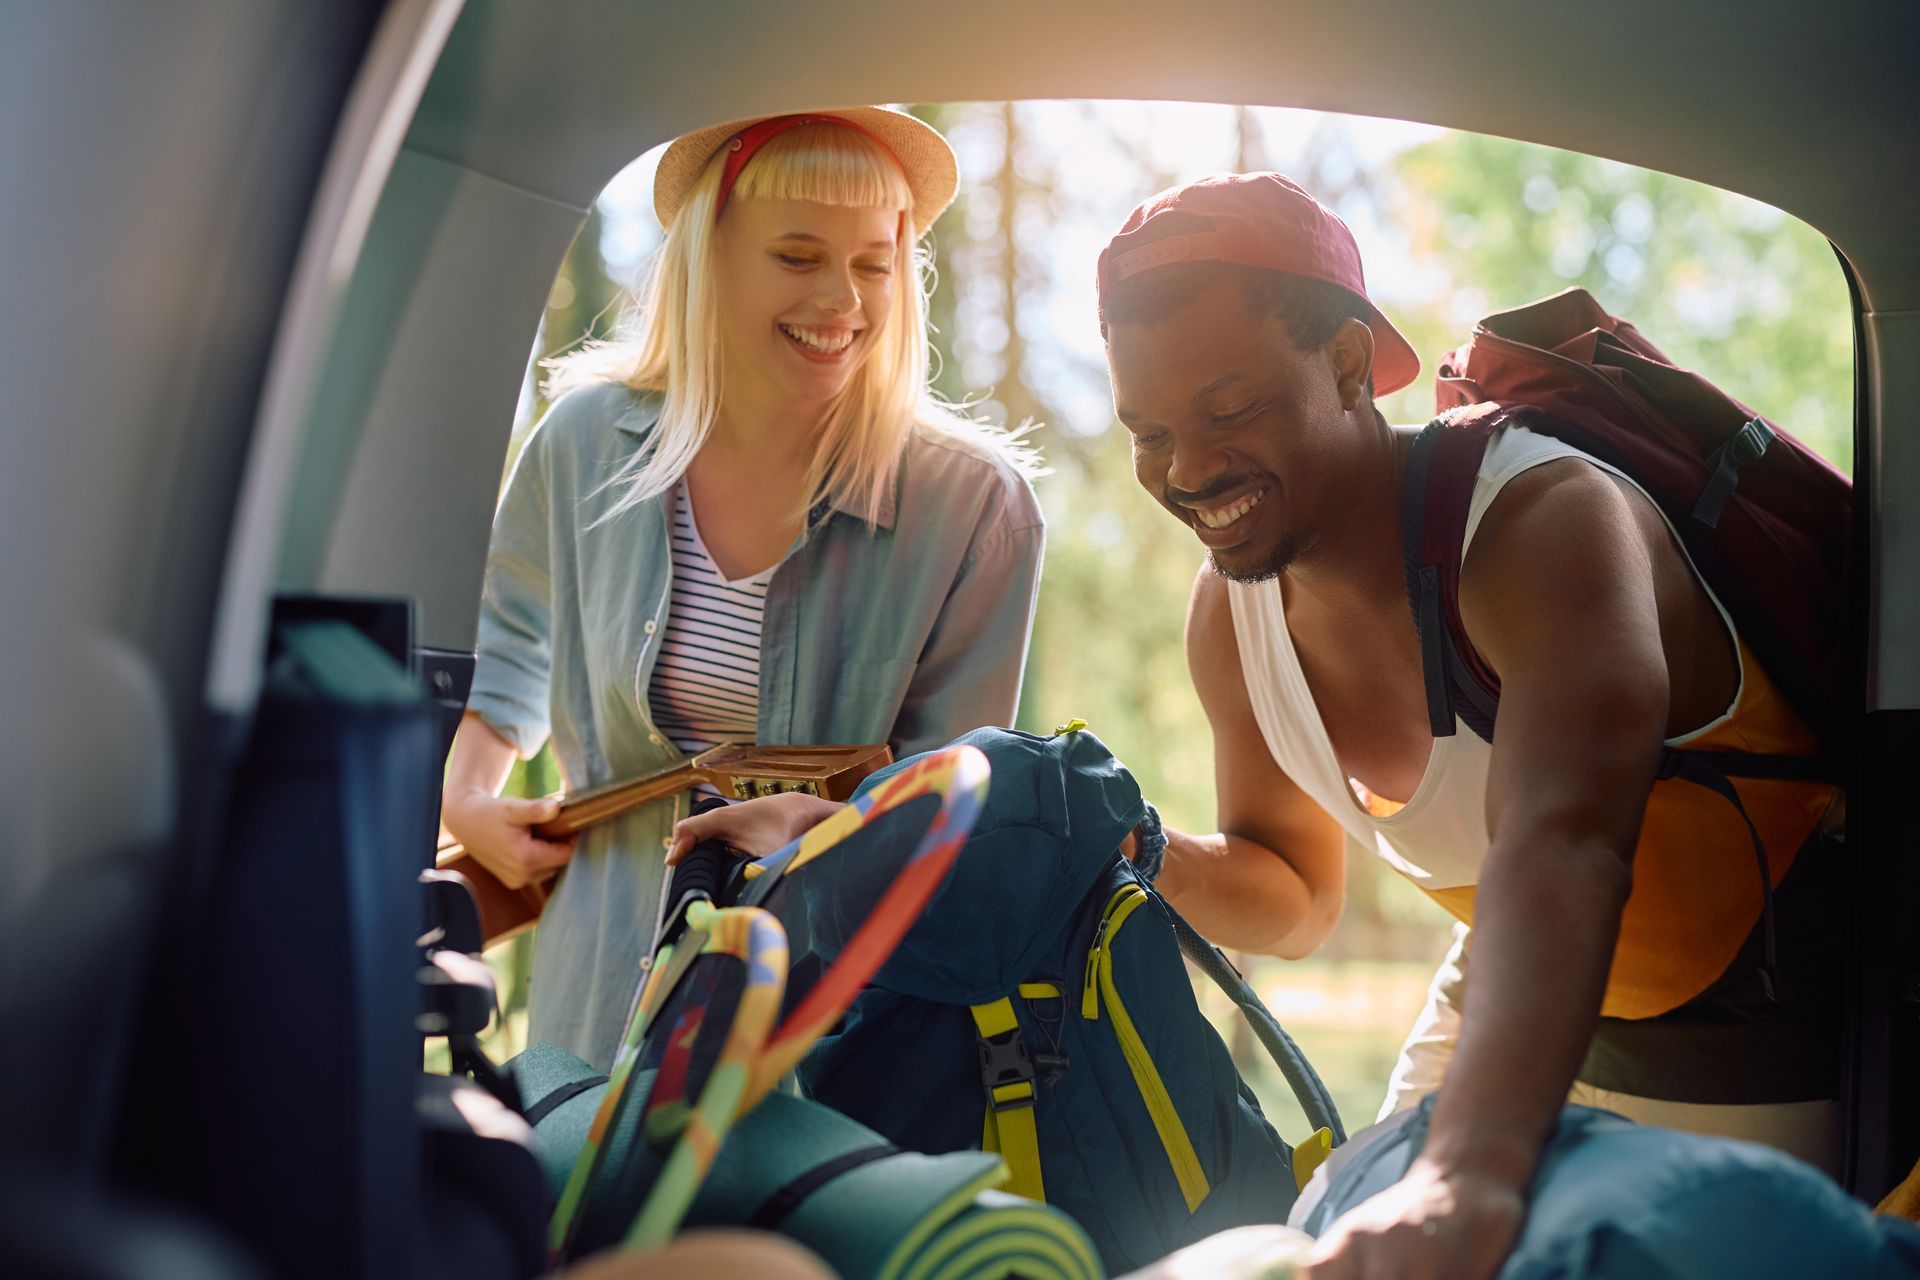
[471,100,1854,1139]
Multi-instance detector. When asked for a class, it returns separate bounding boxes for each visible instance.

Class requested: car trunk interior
[2,0,1914,1272]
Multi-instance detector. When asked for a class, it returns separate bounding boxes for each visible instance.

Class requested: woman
[441,108,1045,1069]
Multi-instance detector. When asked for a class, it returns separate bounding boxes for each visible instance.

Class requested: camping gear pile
[429,717,1920,1279]
[445,725,1345,1277]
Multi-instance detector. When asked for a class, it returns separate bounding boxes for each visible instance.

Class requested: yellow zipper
[1081,884,1210,1212]
[1081,885,1135,1018]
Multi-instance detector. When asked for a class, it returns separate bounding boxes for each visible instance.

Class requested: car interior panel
[1,0,1913,1273]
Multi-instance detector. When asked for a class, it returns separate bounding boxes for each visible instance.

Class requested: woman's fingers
[445,793,577,887]
[666,793,825,863]
[666,808,734,864]
[506,794,562,824]
[525,833,577,871]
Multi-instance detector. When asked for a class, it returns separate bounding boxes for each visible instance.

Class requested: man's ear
[1329,318,1376,412]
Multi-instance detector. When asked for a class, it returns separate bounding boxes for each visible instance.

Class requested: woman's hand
[667,792,845,865]
[442,787,579,890]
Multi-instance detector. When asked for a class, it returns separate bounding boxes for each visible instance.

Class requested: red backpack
[1401,288,1853,997]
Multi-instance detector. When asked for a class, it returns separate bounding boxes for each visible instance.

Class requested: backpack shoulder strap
[1166,908,1346,1145]
[1402,408,1508,742]
[1403,411,1808,1004]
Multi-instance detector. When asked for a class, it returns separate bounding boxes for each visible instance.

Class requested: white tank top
[1227,425,1742,894]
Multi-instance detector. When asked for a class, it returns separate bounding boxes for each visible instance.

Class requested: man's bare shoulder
[1185,563,1233,655]
[1184,563,1254,709]
[1460,455,1665,675]
[1186,560,1229,627]
[1481,453,1633,530]
[1464,459,1646,595]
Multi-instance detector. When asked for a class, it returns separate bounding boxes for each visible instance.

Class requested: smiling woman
[553,113,960,527]
[705,198,904,517]
[440,107,1048,1069]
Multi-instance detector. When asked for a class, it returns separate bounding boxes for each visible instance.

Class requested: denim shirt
[467,381,1045,1067]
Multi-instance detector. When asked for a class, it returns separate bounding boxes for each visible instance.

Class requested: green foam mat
[687,1093,1101,1280]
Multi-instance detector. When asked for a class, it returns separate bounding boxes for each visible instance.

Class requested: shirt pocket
[830,657,918,736]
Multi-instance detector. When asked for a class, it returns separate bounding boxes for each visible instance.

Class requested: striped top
[647,483,772,768]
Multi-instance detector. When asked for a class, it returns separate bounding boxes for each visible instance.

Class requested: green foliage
[1376,133,1852,466]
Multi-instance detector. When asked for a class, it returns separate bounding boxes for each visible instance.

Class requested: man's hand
[1303,1156,1525,1280]
[666,792,845,864]
[441,789,578,890]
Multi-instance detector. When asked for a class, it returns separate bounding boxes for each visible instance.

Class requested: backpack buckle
[977,1026,1037,1112]
[1732,416,1775,466]
[1693,417,1776,529]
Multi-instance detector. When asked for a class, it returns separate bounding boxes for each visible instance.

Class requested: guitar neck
[442,744,889,945]
[530,743,890,840]
[536,759,707,837]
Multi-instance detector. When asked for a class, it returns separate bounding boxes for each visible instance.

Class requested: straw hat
[653,106,959,239]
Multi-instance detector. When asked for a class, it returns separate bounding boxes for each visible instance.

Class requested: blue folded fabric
[1294,1098,1920,1279]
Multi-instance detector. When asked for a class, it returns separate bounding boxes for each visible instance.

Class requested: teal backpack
[796,725,1343,1273]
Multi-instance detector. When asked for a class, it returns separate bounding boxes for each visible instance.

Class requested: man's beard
[1206,537,1298,585]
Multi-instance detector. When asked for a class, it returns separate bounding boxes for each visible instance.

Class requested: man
[1097,173,1843,1279]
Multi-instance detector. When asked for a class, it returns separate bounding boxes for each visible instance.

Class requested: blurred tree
[908,103,969,409]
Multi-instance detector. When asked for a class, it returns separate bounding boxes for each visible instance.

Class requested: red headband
[712,113,909,218]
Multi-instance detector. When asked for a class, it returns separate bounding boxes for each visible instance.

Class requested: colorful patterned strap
[550,743,993,1264]
[546,904,786,1263]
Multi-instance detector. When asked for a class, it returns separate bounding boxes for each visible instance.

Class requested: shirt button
[643,619,658,635]
[661,835,674,850]
[649,733,665,746]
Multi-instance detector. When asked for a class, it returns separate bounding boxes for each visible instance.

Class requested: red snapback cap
[1097,172,1421,396]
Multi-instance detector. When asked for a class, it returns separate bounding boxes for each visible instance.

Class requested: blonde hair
[549,122,1040,524]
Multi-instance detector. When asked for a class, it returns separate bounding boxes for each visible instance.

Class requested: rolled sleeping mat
[1291,1096,1920,1279]
[513,1040,618,1208]
[513,1049,1104,1280]
[549,1228,836,1280]
[902,1191,1109,1280]
[684,1092,1105,1280]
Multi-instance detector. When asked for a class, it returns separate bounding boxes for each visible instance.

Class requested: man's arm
[1425,460,1666,1173]
[1158,564,1347,958]
[1306,460,1667,1280]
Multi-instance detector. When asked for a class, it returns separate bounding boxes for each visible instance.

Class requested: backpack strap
[1402,410,1505,743]
[1402,408,1792,1004]
[744,1141,902,1230]
[970,998,1046,1202]
[1693,417,1777,529]
[1167,909,1346,1144]
[1655,748,1783,1001]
